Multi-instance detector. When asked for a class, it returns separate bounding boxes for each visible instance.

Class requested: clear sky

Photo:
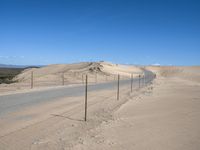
[0,0,200,66]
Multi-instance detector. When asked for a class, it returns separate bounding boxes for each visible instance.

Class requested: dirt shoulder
[73,77,200,150]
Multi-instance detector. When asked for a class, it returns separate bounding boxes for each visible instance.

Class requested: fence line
[83,72,155,121]
[28,71,155,89]
[26,71,156,122]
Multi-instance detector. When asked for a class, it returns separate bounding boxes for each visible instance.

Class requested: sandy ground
[0,66,200,150]
[73,77,200,150]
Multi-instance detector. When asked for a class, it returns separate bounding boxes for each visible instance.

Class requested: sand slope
[15,61,142,82]
[0,62,143,94]
[147,66,200,83]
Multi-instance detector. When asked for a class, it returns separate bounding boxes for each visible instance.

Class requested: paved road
[0,70,155,117]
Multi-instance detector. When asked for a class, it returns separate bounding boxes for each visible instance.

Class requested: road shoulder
[73,77,200,150]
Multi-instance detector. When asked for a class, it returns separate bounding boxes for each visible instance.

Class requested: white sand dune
[147,66,200,83]
[15,61,143,82]
[0,61,143,94]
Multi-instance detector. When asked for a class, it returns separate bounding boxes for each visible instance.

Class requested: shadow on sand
[51,114,84,122]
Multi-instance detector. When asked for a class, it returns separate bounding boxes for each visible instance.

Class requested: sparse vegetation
[0,66,41,84]
[0,68,24,84]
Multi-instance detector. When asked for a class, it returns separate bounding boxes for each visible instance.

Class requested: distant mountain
[0,64,44,68]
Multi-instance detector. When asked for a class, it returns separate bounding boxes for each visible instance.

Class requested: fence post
[84,75,88,121]
[139,74,141,88]
[131,73,133,92]
[143,74,145,86]
[82,74,84,84]
[31,71,33,89]
[117,74,120,100]
[62,72,65,86]
[95,72,97,83]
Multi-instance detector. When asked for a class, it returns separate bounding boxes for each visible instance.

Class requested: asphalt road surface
[0,70,155,117]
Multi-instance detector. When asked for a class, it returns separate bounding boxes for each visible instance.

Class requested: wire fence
[83,71,156,121]
[27,71,135,89]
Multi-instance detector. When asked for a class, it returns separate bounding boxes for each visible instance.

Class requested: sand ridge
[0,62,143,94]
[147,66,200,83]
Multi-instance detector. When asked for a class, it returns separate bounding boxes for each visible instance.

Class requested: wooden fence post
[62,72,65,86]
[139,74,141,88]
[117,74,120,100]
[131,73,133,92]
[82,74,84,84]
[95,72,97,83]
[84,75,88,121]
[31,71,33,89]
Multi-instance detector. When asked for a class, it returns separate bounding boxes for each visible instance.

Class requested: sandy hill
[147,66,200,83]
[14,62,143,84]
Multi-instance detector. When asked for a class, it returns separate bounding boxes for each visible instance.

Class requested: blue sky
[0,0,200,65]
